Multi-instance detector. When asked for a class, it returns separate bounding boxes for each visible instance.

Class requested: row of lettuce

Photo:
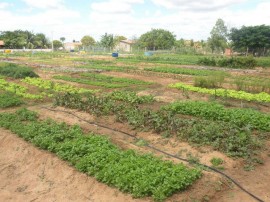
[0,108,201,201]
[169,82,270,102]
[0,78,95,100]
[2,76,270,104]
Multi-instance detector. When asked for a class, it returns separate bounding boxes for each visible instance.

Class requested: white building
[115,40,135,52]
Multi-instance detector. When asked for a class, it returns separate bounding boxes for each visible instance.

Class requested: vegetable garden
[0,52,269,202]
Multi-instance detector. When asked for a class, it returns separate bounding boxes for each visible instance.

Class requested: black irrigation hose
[40,106,264,202]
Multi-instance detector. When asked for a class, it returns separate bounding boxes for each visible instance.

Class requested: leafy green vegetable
[22,77,97,94]
[0,92,23,108]
[169,82,270,102]
[0,62,39,78]
[0,109,201,201]
[0,78,43,99]
[163,101,270,131]
[144,66,229,76]
[54,93,264,160]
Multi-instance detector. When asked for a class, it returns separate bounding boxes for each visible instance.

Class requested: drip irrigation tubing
[40,106,264,202]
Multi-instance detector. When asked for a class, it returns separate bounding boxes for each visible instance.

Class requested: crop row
[80,64,138,72]
[53,75,129,88]
[198,57,256,69]
[54,93,263,160]
[116,55,199,65]
[231,75,270,94]
[0,109,201,201]
[163,101,270,131]
[22,77,97,94]
[169,82,270,102]
[107,91,154,104]
[81,72,152,85]
[0,91,23,108]
[0,78,43,99]
[144,67,229,77]
[0,62,38,79]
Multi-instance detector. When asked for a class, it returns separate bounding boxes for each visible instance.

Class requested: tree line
[1,19,270,56]
[0,30,50,49]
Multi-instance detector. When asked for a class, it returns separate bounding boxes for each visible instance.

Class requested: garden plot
[0,53,269,202]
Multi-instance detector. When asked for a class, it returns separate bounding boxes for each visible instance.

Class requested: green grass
[0,62,39,78]
[0,109,201,201]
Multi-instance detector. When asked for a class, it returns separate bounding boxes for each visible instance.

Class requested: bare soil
[0,129,145,202]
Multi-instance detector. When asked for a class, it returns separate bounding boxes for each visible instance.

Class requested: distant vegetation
[198,57,257,69]
[0,30,50,49]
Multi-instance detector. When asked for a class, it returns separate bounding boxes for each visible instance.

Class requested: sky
[0,0,270,42]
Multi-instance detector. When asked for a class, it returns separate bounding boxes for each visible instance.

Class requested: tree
[190,39,194,47]
[100,33,115,49]
[113,35,127,44]
[60,37,66,43]
[230,25,270,56]
[175,38,185,48]
[137,28,176,50]
[207,19,228,53]
[24,31,35,49]
[53,40,62,50]
[81,35,95,48]
[34,33,50,48]
[0,30,50,49]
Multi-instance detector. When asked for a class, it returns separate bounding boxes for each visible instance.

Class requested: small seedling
[210,157,225,170]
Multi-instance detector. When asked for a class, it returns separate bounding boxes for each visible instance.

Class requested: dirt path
[0,129,147,202]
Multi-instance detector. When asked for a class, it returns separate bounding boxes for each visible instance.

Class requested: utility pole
[51,31,54,52]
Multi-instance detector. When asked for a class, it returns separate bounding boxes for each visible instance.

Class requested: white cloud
[151,0,247,11]
[87,0,270,41]
[91,0,144,14]
[1,0,270,43]
[0,2,11,9]
[91,2,132,14]
[22,0,64,9]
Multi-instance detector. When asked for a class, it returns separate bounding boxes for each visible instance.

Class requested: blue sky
[0,0,269,42]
